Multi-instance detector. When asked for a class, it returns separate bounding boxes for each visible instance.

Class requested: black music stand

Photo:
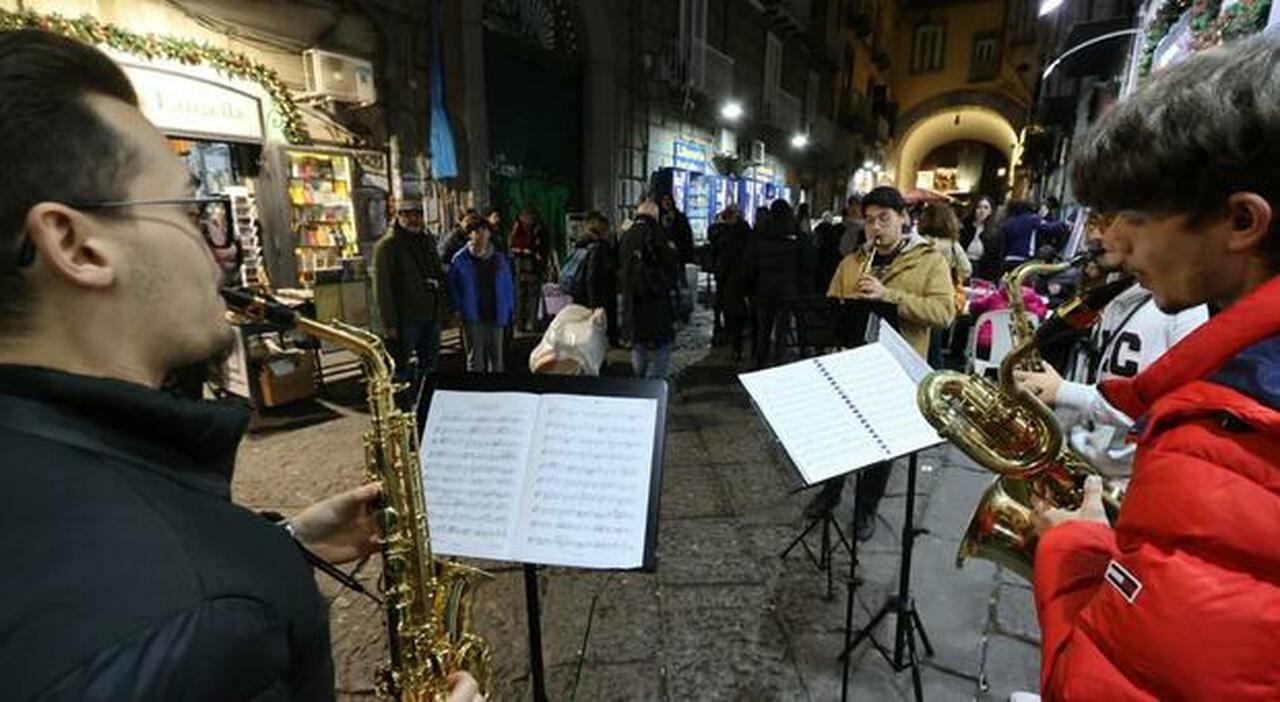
[839,451,934,702]
[770,299,898,599]
[416,374,669,702]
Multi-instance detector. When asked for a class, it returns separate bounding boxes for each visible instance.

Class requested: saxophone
[916,260,1130,580]
[222,288,493,701]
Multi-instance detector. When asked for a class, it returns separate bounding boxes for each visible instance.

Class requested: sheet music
[821,344,942,458]
[420,391,538,560]
[517,394,658,568]
[739,344,942,486]
[420,390,659,568]
[739,357,884,485]
[877,318,934,383]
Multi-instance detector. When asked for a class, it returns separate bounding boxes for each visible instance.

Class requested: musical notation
[420,390,659,569]
[739,327,942,486]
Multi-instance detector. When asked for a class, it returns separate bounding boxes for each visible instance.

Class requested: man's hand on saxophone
[1030,474,1110,535]
[447,671,487,702]
[288,482,384,564]
[1013,363,1065,405]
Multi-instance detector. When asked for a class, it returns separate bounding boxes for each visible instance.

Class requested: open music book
[419,390,661,569]
[739,320,943,486]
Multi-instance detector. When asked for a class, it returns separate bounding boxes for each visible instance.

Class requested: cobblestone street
[234,313,1041,701]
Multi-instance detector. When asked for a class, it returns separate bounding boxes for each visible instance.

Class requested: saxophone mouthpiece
[221,287,299,328]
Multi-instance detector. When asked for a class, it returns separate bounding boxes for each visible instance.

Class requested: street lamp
[720,101,744,121]
[1039,0,1065,17]
[791,133,809,150]
[1041,28,1142,80]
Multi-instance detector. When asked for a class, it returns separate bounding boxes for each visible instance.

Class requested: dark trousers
[753,298,783,365]
[814,460,893,515]
[724,312,748,357]
[394,320,441,382]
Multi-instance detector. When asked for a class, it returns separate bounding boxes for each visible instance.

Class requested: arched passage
[892,106,1020,194]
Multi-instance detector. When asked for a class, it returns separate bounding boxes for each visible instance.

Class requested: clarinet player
[0,31,482,701]
[811,186,956,539]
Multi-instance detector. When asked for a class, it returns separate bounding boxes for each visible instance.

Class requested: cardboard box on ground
[257,351,317,407]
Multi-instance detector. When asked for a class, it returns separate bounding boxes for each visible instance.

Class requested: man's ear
[24,203,116,289]
[1223,192,1273,255]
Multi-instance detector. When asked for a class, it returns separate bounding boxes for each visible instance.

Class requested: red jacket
[1033,274,1280,701]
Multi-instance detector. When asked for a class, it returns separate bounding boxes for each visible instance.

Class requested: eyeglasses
[866,212,899,228]
[16,196,240,268]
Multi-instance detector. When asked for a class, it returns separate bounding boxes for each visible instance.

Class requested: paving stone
[981,635,1042,702]
[538,571,661,666]
[663,430,711,466]
[994,583,1041,643]
[544,660,664,701]
[234,413,368,510]
[659,609,806,701]
[713,461,799,524]
[700,424,775,465]
[905,534,996,676]
[656,519,764,586]
[662,583,770,611]
[660,462,733,519]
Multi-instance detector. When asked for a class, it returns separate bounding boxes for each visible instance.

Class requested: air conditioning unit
[750,139,766,163]
[303,49,376,105]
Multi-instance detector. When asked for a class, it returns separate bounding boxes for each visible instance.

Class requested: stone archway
[892,105,1020,193]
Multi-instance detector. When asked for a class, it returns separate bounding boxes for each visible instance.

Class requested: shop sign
[122,64,265,143]
[915,170,936,190]
[673,140,711,172]
[748,163,776,182]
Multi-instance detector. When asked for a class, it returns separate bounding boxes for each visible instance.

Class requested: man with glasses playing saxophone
[0,31,483,701]
[1027,35,1280,701]
[807,186,955,539]
[1012,214,1208,482]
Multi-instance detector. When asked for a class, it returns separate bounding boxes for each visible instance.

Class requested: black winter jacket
[620,215,680,344]
[0,366,332,701]
[745,215,811,301]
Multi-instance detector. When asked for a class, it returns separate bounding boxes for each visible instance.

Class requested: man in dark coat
[620,200,681,378]
[660,193,696,265]
[709,204,752,358]
[374,200,449,384]
[745,199,812,366]
[0,31,482,702]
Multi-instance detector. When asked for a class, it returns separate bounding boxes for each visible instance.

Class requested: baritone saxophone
[221,288,493,702]
[915,260,1130,580]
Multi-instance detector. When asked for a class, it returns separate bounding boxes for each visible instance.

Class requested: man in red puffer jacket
[1030,34,1280,701]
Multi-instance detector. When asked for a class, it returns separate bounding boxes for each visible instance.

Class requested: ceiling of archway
[895,107,1019,188]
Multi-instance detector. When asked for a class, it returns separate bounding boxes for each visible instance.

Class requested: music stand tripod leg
[838,453,934,689]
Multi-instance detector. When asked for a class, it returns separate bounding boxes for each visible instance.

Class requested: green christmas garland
[0,9,308,144]
[1138,0,1194,76]
[1138,0,1273,77]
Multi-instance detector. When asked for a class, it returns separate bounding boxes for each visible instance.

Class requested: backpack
[559,245,590,299]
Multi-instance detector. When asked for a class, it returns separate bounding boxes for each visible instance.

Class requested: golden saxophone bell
[956,477,1037,580]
